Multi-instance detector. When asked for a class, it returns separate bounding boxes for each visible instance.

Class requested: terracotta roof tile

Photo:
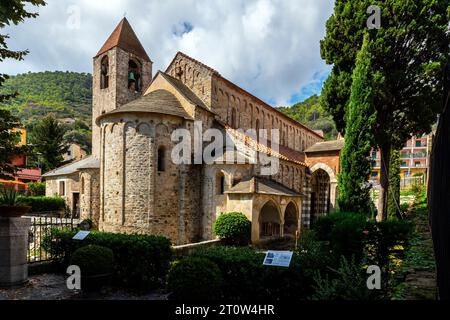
[225,125,308,167]
[95,18,151,61]
[97,89,193,122]
[226,177,302,197]
[305,139,345,153]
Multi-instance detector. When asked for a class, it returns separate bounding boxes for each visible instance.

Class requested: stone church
[43,18,343,245]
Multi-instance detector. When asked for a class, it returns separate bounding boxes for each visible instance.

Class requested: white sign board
[72,231,90,241]
[263,250,293,267]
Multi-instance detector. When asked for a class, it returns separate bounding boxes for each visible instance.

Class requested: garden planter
[0,205,32,217]
[0,217,31,287]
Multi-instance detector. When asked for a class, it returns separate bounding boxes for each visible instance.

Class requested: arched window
[157,147,166,172]
[128,59,142,92]
[231,108,237,129]
[100,56,109,89]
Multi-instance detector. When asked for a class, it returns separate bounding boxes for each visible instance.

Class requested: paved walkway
[0,274,169,300]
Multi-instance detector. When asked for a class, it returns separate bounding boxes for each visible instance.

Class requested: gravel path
[0,274,169,300]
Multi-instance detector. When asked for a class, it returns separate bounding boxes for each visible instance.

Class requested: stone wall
[92,47,152,157]
[99,113,204,244]
[211,76,323,152]
[166,52,214,107]
[79,168,100,227]
[165,53,323,152]
[201,163,253,240]
[44,174,79,213]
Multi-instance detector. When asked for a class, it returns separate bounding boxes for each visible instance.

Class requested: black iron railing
[25,213,78,263]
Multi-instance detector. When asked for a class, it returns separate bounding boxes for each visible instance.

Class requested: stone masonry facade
[44,18,339,245]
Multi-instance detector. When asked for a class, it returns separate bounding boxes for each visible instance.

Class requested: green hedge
[167,257,222,300]
[18,196,65,212]
[190,246,317,300]
[42,229,172,290]
[213,212,251,245]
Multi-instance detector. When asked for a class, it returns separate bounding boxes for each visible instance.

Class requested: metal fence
[25,213,79,264]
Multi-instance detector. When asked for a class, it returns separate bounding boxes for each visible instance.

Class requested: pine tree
[338,35,376,214]
[32,114,68,171]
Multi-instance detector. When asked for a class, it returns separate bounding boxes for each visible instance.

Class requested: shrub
[311,256,374,300]
[167,257,222,300]
[42,229,172,290]
[191,246,264,299]
[70,244,114,276]
[314,212,368,261]
[17,196,65,213]
[213,212,251,245]
[295,230,333,277]
[191,246,315,300]
[27,182,46,196]
[366,218,413,269]
[314,212,413,273]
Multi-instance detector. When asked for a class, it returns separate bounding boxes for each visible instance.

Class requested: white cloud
[1,0,334,105]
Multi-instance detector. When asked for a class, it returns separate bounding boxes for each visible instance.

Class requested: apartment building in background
[370,133,432,185]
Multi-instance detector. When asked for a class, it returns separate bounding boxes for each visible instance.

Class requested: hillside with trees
[0,71,92,152]
[278,95,338,140]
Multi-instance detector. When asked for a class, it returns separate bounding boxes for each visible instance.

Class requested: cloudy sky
[2,0,335,106]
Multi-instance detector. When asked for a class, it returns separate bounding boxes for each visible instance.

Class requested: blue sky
[2,0,334,106]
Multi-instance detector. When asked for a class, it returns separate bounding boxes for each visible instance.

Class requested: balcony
[412,153,427,159]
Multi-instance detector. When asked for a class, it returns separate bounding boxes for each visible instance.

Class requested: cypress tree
[387,149,401,219]
[338,34,376,214]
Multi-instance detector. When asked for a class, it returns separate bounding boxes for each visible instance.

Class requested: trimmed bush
[70,244,114,292]
[167,257,222,300]
[42,229,172,290]
[71,245,114,276]
[17,196,65,213]
[213,212,251,245]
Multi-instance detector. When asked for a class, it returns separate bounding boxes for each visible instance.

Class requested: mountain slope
[278,95,337,140]
[0,71,92,127]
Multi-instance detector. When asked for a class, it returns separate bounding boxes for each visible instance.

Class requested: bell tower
[92,18,152,157]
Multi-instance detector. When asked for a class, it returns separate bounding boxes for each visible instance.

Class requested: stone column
[329,181,338,213]
[0,217,31,287]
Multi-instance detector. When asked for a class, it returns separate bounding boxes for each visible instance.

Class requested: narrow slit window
[157,147,166,172]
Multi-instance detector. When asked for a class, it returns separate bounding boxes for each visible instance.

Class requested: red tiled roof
[225,125,308,167]
[95,18,151,61]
